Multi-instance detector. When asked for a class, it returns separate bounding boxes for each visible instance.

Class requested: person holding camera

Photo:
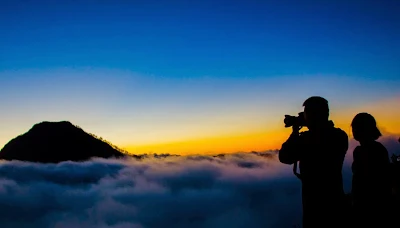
[279,96,349,228]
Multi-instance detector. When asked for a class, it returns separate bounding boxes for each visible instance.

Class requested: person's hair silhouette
[279,96,349,228]
[351,113,392,228]
[351,112,382,141]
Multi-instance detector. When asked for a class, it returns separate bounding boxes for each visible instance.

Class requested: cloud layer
[0,152,303,228]
[0,135,398,228]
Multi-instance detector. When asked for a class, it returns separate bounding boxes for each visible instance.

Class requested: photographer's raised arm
[279,127,303,164]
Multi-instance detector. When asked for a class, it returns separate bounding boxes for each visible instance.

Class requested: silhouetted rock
[0,121,125,163]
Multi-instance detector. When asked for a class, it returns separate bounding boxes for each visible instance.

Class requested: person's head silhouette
[351,112,381,142]
[302,96,329,130]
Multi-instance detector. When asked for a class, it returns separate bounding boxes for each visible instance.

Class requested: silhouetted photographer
[279,96,349,228]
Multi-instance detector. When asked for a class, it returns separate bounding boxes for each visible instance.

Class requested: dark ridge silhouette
[213,153,226,158]
[133,153,181,159]
[0,121,126,163]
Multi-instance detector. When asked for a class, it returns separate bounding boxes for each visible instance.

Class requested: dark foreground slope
[0,121,125,163]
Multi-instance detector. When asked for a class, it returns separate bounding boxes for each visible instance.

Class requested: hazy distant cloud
[379,134,400,156]
[0,135,398,228]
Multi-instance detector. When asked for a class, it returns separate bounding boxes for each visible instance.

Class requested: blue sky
[0,0,399,153]
[1,0,399,77]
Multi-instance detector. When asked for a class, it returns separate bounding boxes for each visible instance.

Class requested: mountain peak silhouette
[0,121,125,163]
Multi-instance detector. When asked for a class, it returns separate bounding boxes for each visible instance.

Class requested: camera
[284,112,307,128]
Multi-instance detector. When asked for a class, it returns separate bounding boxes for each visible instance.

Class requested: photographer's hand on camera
[279,113,306,164]
[279,128,303,165]
[292,123,301,134]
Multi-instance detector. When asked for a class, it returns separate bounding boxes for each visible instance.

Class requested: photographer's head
[303,96,329,130]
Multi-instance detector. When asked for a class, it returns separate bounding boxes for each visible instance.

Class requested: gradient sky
[1,0,399,155]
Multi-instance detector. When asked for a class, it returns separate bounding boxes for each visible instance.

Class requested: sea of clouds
[0,136,399,228]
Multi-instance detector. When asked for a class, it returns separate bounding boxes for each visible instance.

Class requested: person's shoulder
[332,127,348,139]
[372,141,388,152]
[353,145,362,154]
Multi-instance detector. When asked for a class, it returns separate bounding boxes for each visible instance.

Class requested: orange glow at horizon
[124,96,400,155]
[127,128,289,155]
[332,96,400,135]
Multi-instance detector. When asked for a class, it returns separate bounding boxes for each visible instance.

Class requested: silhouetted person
[351,113,392,227]
[279,96,348,228]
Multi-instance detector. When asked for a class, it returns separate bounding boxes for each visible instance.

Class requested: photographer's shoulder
[331,126,348,138]
[299,129,310,137]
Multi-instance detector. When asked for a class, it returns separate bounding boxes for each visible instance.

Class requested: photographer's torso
[297,122,348,209]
